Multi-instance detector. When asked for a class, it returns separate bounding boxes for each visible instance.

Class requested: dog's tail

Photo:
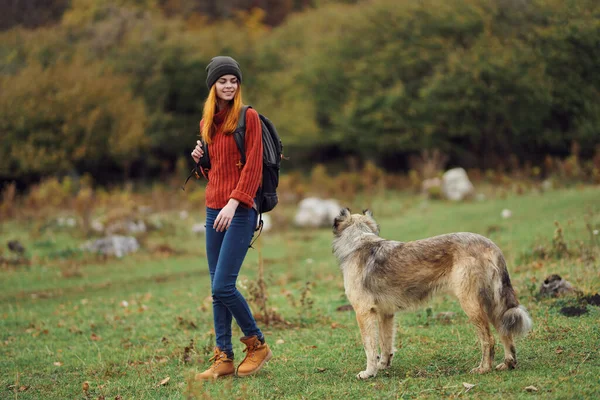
[492,255,533,337]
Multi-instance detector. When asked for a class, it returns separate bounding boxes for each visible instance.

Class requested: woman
[191,56,272,380]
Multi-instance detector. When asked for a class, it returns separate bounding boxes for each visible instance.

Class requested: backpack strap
[248,216,263,249]
[233,105,252,166]
[181,138,210,190]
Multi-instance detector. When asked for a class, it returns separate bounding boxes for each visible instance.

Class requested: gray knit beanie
[205,56,242,89]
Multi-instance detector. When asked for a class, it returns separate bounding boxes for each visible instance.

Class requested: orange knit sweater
[200,107,263,209]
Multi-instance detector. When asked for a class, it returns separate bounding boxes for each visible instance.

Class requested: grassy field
[1,186,599,399]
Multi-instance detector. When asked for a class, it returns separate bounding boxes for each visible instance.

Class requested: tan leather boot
[236,336,273,377]
[195,348,235,380]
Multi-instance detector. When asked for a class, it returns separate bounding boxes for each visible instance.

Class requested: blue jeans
[205,206,263,357]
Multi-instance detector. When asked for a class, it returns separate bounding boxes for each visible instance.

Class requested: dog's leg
[471,317,494,374]
[459,299,495,374]
[377,313,395,370]
[355,308,379,379]
[495,334,517,371]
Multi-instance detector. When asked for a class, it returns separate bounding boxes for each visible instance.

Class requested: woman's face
[215,74,238,102]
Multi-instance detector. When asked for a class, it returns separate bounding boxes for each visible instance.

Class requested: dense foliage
[1,0,598,183]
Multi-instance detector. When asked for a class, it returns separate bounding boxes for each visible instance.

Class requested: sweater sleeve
[230,108,263,208]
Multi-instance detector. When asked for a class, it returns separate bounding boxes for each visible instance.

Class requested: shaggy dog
[332,209,532,379]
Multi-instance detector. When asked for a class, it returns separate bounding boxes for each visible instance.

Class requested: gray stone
[442,168,474,201]
[192,223,206,235]
[106,220,147,235]
[82,236,140,258]
[539,274,576,297]
[294,197,342,228]
[257,213,272,232]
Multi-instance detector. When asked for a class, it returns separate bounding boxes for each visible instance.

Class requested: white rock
[501,209,512,219]
[57,217,77,227]
[106,220,147,235]
[192,223,206,235]
[541,179,553,191]
[91,220,105,233]
[256,213,272,232]
[293,198,342,228]
[442,168,474,201]
[128,221,146,234]
[81,236,140,258]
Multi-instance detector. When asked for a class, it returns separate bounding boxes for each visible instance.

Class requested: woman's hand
[213,199,240,232]
[191,140,204,163]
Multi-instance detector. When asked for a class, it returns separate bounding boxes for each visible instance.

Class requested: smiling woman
[189,56,272,380]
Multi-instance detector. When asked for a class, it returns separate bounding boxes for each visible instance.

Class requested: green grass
[1,187,600,399]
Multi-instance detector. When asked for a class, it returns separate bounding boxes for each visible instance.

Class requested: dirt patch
[582,293,600,307]
[559,306,588,317]
[336,304,354,312]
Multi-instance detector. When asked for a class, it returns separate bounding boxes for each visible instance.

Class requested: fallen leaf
[19,386,29,392]
[91,333,101,341]
[183,339,194,364]
[462,382,476,392]
[97,396,105,400]
[159,377,170,386]
[330,323,339,329]
[115,396,123,400]
[555,347,564,354]
[276,339,285,345]
[70,326,82,334]
[82,381,90,392]
[316,367,326,373]
[53,361,63,367]
[524,386,538,392]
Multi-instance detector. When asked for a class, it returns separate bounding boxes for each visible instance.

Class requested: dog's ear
[339,208,351,218]
[333,208,351,233]
[362,209,374,218]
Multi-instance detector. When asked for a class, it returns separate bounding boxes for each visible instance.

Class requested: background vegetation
[1,0,599,186]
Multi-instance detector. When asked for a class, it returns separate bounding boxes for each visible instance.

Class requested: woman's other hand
[191,140,204,163]
[213,199,240,232]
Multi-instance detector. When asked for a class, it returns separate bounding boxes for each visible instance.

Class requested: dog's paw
[495,363,509,371]
[377,360,391,370]
[356,370,376,380]
[495,360,516,371]
[469,366,491,374]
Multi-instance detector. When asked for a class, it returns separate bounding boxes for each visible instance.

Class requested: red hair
[200,85,244,144]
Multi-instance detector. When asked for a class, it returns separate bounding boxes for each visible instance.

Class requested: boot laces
[208,351,225,369]
[242,342,259,359]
